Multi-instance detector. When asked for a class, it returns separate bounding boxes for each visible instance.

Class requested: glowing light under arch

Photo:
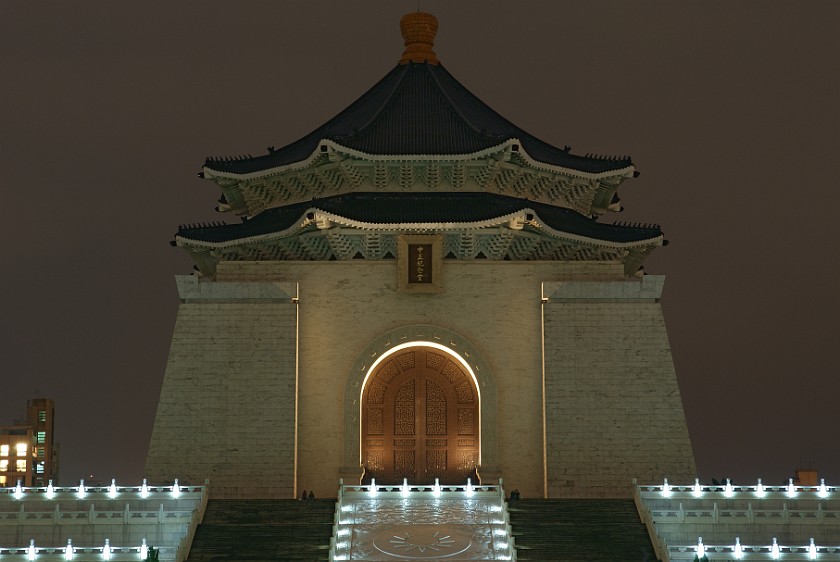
[357,340,483,466]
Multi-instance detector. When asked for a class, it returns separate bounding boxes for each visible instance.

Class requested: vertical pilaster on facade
[145,276,298,499]
[542,275,696,498]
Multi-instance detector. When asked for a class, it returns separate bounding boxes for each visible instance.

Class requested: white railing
[636,480,840,561]
[0,480,202,503]
[0,482,207,562]
[338,477,506,501]
[0,541,175,560]
[639,478,837,500]
[648,502,840,524]
[667,541,840,560]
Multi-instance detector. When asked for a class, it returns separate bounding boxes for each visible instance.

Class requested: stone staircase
[507,499,658,561]
[186,499,335,561]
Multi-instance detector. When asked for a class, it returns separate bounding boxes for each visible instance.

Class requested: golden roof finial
[399,12,439,65]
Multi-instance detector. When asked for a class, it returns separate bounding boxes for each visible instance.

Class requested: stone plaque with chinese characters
[398,235,443,293]
[408,244,433,283]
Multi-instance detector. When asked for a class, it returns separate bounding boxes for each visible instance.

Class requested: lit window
[38,410,46,422]
[0,445,8,457]
[16,460,26,472]
[37,448,45,458]
[0,475,5,485]
[0,460,8,471]
[36,462,44,474]
[16,443,27,456]
[37,432,46,444]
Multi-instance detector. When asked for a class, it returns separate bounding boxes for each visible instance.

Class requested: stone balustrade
[635,480,840,561]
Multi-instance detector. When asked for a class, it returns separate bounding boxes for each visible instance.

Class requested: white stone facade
[145,260,695,499]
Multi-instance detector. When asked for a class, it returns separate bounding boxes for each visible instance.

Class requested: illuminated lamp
[103,539,112,560]
[64,539,73,560]
[368,478,377,497]
[46,480,55,500]
[140,479,149,499]
[696,537,705,558]
[693,478,702,498]
[724,479,734,498]
[77,480,85,500]
[466,478,474,497]
[172,478,181,499]
[401,478,410,498]
[756,478,766,498]
[809,538,817,560]
[433,478,441,498]
[734,536,743,559]
[771,537,780,560]
[662,478,671,498]
[27,539,36,561]
[14,480,23,500]
[139,538,148,560]
[108,479,117,499]
[787,478,796,498]
[818,479,828,498]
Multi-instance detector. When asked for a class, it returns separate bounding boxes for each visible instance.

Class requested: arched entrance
[361,346,479,484]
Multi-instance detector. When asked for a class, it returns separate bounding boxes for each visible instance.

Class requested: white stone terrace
[635,479,840,561]
[329,479,515,561]
[0,480,207,562]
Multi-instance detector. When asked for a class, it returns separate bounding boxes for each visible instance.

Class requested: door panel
[362,347,478,484]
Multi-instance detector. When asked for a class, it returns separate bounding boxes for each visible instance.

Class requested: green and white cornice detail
[203,139,634,219]
[178,219,660,280]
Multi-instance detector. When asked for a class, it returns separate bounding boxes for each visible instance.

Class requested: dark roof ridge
[176,192,662,245]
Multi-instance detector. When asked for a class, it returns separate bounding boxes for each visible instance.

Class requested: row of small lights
[5,538,153,560]
[362,477,479,499]
[660,478,833,499]
[692,536,824,560]
[7,479,183,501]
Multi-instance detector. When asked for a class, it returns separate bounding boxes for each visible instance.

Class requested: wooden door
[362,347,478,484]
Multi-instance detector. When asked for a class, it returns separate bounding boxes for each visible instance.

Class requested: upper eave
[202,62,634,178]
[202,138,634,183]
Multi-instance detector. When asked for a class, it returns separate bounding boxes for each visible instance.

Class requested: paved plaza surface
[335,496,513,561]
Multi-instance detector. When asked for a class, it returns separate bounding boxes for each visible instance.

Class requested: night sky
[2,1,837,488]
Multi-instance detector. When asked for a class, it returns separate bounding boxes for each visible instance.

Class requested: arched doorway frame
[341,325,499,483]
